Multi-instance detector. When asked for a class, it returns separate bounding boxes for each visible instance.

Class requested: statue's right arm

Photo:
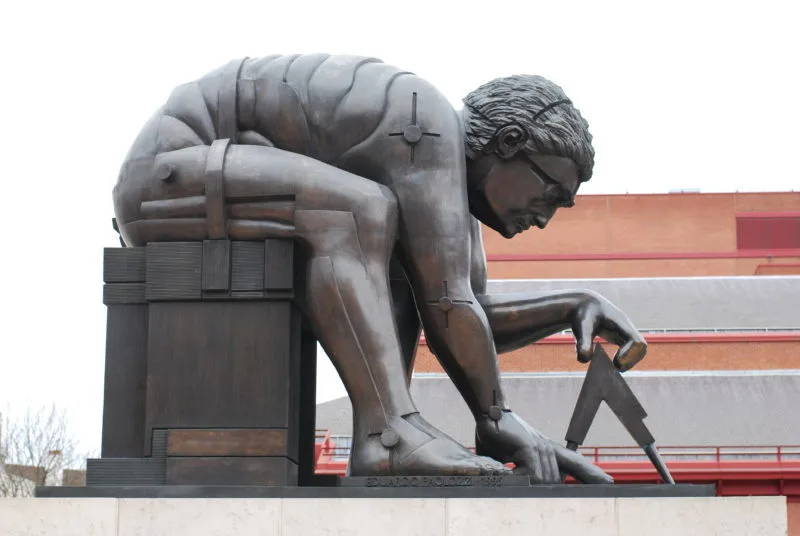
[383,80,505,414]
[466,196,647,370]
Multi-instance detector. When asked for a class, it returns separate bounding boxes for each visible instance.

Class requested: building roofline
[488,275,800,283]
[572,190,798,197]
[487,249,800,262]
[419,331,800,347]
[412,369,800,380]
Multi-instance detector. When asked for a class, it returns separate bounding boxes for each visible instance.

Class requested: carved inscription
[364,475,506,487]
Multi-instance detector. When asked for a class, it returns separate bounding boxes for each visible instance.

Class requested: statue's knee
[151,147,209,192]
[356,187,398,237]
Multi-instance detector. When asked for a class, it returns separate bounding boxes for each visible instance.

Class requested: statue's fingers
[545,445,560,484]
[613,338,648,372]
[597,308,648,371]
[572,309,598,363]
[530,449,546,484]
[597,327,626,348]
[513,447,546,484]
[534,446,556,483]
[552,443,614,484]
[601,307,644,347]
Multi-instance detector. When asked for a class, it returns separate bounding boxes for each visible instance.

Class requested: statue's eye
[544,185,562,203]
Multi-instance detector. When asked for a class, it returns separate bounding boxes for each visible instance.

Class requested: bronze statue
[113,54,648,484]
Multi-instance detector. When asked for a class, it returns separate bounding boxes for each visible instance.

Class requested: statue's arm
[468,217,593,353]
[374,81,508,414]
[469,219,647,370]
[391,159,508,410]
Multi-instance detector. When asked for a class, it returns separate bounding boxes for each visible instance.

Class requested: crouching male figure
[113,54,647,483]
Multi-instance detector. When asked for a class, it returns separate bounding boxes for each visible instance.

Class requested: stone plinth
[93,240,317,488]
[2,497,788,536]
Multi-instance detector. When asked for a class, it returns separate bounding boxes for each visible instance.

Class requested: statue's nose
[535,213,550,229]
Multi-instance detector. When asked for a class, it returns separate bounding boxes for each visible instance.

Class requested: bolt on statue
[113,54,649,483]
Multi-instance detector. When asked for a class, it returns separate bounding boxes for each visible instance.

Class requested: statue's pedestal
[92,240,317,487]
[9,495,788,535]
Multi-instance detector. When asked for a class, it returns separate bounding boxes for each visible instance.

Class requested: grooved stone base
[4,496,788,536]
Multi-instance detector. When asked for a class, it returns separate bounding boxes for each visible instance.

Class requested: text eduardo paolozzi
[364,476,509,487]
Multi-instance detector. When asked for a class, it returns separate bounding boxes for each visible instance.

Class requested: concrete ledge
[0,498,119,536]
[35,483,715,499]
[1,496,787,535]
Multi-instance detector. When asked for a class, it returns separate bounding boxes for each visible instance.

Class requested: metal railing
[317,440,800,465]
[559,327,800,335]
[576,445,800,463]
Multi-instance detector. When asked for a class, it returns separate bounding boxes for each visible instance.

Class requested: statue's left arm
[469,218,648,371]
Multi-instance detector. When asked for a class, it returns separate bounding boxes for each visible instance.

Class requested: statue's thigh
[222,145,392,214]
[117,143,392,245]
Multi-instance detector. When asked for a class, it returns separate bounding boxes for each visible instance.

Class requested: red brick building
[483,191,800,280]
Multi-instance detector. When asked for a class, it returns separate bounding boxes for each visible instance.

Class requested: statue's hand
[572,292,648,372]
[476,411,612,484]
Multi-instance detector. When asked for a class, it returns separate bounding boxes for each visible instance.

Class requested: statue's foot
[349,413,511,477]
[476,410,613,485]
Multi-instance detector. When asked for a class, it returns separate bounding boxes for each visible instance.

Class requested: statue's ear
[494,124,528,159]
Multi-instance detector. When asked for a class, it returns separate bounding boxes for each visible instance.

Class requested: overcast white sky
[0,0,798,453]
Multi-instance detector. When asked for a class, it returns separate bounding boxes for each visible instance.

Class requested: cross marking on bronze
[426,281,472,328]
[389,92,440,164]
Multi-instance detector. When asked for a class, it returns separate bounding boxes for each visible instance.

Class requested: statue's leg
[391,262,491,447]
[116,144,508,476]
[389,254,421,385]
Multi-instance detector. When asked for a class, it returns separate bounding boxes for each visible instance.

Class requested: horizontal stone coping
[0,496,787,536]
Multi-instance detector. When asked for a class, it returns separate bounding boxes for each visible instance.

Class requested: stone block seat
[90,238,317,487]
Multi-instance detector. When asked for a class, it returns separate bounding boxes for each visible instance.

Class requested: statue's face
[476,152,581,238]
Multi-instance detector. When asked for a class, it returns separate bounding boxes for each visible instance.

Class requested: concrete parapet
[0,496,787,536]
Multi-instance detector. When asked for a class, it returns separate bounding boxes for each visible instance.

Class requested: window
[736,213,800,250]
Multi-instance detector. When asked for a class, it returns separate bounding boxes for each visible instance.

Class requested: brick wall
[789,502,800,536]
[480,191,800,279]
[415,335,800,373]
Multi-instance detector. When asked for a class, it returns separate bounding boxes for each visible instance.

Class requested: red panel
[771,218,800,249]
[737,218,772,249]
[737,217,800,250]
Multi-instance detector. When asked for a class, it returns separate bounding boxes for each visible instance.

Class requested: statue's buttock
[112,54,408,247]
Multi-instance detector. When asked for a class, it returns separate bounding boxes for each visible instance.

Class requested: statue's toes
[476,456,512,476]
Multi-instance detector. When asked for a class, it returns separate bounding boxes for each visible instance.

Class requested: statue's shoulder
[240,54,430,162]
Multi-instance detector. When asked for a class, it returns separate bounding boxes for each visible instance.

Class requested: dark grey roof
[316,370,800,447]
[486,276,800,330]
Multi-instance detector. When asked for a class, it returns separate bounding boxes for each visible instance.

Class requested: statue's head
[462,75,594,238]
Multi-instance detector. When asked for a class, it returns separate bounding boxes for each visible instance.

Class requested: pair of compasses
[565,344,675,484]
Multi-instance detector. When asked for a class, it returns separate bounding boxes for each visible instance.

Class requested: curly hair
[462,75,595,181]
